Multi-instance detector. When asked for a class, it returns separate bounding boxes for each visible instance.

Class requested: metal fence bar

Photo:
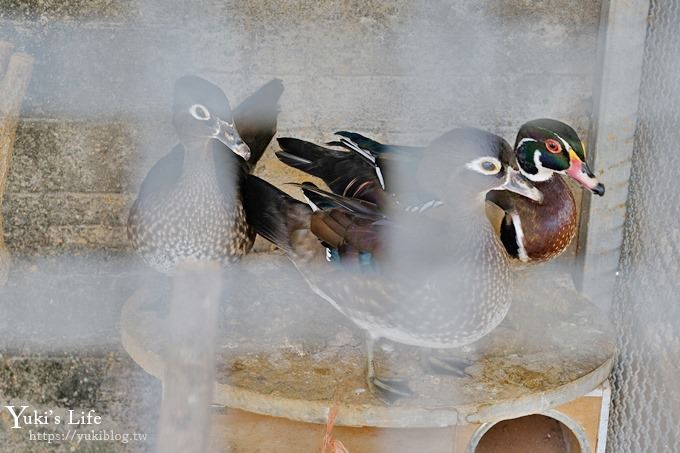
[155,262,222,453]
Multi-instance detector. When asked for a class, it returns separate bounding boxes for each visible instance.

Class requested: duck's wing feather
[298,182,380,217]
[242,175,312,254]
[333,131,422,156]
[330,132,431,202]
[297,182,390,260]
[277,132,432,208]
[277,137,386,205]
[233,78,284,172]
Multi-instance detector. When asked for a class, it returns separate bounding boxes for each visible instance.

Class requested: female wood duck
[128,76,283,273]
[244,128,542,402]
[489,119,605,263]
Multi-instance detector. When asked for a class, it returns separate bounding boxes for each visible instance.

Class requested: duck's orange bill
[566,149,605,196]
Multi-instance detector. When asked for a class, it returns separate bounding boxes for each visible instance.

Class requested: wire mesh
[608,1,680,451]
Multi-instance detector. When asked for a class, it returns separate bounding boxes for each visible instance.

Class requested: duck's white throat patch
[524,150,554,182]
[516,138,554,182]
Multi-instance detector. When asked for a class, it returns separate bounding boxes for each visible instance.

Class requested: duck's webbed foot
[367,375,413,404]
[365,335,413,404]
[426,355,473,378]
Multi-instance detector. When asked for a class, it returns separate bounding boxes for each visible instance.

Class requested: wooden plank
[209,409,464,453]
[555,395,603,452]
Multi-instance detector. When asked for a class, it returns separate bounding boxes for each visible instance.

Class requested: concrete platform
[121,254,614,430]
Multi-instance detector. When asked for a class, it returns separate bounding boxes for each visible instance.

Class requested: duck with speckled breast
[244,127,543,402]
[128,76,283,273]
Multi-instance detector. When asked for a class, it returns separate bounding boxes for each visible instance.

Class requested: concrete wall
[0,0,602,254]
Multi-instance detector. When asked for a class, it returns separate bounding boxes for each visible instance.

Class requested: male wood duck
[488,119,605,263]
[128,76,283,273]
[244,128,542,402]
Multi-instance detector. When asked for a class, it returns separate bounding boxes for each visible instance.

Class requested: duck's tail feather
[297,182,379,217]
[334,131,423,156]
[234,78,284,172]
[276,137,346,178]
[277,137,385,202]
[333,131,386,156]
[243,175,311,254]
[296,182,384,257]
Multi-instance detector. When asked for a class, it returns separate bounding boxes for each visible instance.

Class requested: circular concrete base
[121,254,614,428]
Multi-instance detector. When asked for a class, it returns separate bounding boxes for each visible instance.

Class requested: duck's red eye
[545,139,562,154]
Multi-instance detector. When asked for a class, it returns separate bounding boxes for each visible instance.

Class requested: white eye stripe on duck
[554,134,570,153]
[523,133,571,155]
[517,137,537,148]
[520,135,570,154]
[189,104,210,120]
[465,157,502,175]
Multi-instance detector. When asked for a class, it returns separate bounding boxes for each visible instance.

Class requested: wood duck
[128,76,283,273]
[488,119,605,263]
[244,128,542,402]
[279,119,603,265]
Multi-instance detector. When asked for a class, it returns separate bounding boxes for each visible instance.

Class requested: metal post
[577,0,651,310]
[155,261,223,453]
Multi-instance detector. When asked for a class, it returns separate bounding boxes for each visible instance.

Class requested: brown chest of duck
[489,119,605,264]
[245,127,542,402]
[128,76,282,273]
[492,175,577,263]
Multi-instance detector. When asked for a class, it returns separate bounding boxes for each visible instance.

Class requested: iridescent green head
[514,119,604,196]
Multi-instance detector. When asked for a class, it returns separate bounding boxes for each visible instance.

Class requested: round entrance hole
[472,414,585,453]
